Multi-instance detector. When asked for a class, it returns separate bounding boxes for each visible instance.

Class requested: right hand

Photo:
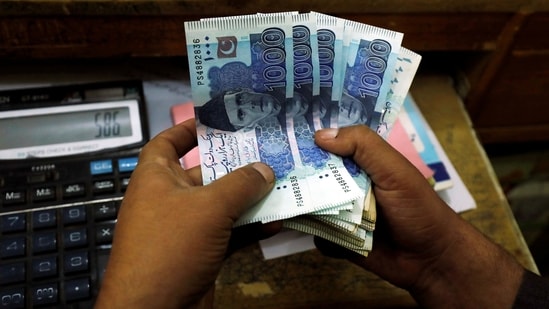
[314,125,524,308]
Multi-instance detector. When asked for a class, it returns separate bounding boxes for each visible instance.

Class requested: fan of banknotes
[184,11,421,256]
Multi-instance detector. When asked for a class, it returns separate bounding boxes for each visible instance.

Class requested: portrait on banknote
[196,87,284,132]
[338,89,371,127]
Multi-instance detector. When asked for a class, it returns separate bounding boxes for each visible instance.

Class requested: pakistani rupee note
[185,14,361,226]
[375,47,422,138]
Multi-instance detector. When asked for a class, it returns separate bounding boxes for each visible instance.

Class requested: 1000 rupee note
[358,48,422,229]
[336,21,404,219]
[375,47,422,138]
[340,21,403,129]
[317,48,422,236]
[185,14,361,225]
[315,22,404,225]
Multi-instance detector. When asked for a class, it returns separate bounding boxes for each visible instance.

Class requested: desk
[214,74,538,308]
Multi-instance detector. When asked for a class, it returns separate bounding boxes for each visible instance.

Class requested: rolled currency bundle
[184,12,421,257]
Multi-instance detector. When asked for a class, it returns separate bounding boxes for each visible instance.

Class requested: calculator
[0,81,149,308]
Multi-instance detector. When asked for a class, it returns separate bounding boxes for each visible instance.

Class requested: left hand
[95,119,280,309]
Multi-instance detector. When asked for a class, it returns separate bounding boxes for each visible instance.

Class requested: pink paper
[387,119,434,179]
[170,102,200,169]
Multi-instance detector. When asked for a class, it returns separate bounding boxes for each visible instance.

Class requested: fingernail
[316,128,339,140]
[252,162,275,183]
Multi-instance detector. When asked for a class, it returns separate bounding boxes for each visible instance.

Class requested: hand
[314,125,524,308]
[95,119,280,309]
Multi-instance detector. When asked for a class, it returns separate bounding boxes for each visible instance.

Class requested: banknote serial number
[191,39,206,86]
[289,176,305,207]
[328,163,351,193]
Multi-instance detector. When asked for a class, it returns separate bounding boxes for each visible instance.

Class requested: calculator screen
[0,99,144,159]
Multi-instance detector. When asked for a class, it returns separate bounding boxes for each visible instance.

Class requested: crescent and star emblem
[217,36,238,58]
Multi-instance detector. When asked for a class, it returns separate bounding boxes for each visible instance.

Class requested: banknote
[359,179,375,229]
[314,19,402,224]
[343,48,422,230]
[283,216,373,255]
[185,14,294,179]
[307,49,421,243]
[337,22,404,218]
[311,12,345,129]
[374,47,422,138]
[340,20,403,129]
[185,14,361,225]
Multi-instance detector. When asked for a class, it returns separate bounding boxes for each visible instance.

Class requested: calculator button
[1,190,26,206]
[118,157,138,173]
[0,213,26,233]
[92,179,115,194]
[32,186,56,202]
[32,283,58,306]
[62,205,87,225]
[62,183,86,199]
[0,236,26,258]
[0,262,26,284]
[63,228,88,248]
[32,209,57,229]
[94,202,117,221]
[0,287,25,309]
[32,256,58,279]
[64,251,89,274]
[64,277,91,302]
[32,232,57,254]
[96,223,115,245]
[90,160,113,175]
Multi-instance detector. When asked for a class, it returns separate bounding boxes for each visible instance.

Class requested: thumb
[314,125,427,192]
[203,162,275,221]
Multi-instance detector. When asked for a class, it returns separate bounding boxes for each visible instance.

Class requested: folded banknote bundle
[184,12,421,256]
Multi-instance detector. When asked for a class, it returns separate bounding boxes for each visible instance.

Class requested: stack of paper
[388,94,476,214]
[389,95,452,191]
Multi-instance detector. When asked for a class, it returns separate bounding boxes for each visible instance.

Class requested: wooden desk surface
[214,74,538,308]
